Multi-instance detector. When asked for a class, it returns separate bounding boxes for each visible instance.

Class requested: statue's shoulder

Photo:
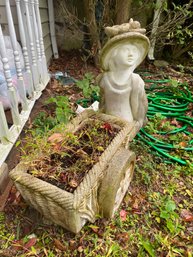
[132,73,144,85]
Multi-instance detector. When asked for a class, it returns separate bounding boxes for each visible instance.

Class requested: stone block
[0,163,9,194]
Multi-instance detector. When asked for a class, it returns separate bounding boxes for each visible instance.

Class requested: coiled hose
[137,76,193,166]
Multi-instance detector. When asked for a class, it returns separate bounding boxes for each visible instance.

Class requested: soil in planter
[27,119,121,193]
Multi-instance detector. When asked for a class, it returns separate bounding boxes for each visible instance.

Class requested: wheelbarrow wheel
[98,147,135,218]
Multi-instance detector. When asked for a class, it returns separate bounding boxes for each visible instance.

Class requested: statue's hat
[100,20,150,71]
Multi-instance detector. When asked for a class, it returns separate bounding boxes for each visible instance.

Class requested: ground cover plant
[0,53,193,256]
[32,95,73,135]
[75,72,100,106]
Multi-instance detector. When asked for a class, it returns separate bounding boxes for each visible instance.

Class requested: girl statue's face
[114,44,139,68]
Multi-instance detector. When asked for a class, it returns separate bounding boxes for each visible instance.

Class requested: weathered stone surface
[99,20,150,128]
[9,110,136,233]
[98,147,135,218]
[105,19,146,37]
[0,163,9,194]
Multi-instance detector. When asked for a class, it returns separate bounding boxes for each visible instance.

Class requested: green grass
[0,74,193,256]
[0,139,192,256]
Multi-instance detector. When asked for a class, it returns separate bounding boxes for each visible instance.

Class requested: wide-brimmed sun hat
[100,30,150,71]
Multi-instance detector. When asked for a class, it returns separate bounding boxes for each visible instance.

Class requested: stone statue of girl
[98,20,150,128]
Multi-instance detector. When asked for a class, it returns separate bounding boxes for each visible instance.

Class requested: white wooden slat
[0,24,21,126]
[0,0,51,169]
[0,0,49,9]
[31,0,43,86]
[7,87,22,125]
[15,0,34,97]
[0,2,53,64]
[35,0,49,84]
[0,82,49,168]
[5,0,28,110]
[0,103,10,144]
[23,0,40,91]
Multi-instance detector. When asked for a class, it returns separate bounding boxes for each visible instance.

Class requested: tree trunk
[83,0,101,66]
[115,0,132,25]
[103,0,111,25]
[148,0,165,60]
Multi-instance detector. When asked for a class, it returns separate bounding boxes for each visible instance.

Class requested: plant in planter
[9,110,139,233]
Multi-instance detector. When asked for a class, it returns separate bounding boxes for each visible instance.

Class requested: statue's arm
[130,75,148,127]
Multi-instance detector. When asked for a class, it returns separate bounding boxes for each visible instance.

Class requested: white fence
[0,0,50,168]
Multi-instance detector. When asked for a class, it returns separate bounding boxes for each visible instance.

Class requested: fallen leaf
[11,240,23,251]
[69,179,78,188]
[185,189,192,197]
[77,246,84,253]
[131,198,142,214]
[132,199,139,209]
[116,232,129,246]
[97,146,105,152]
[132,209,142,215]
[170,119,177,125]
[59,172,67,182]
[180,209,193,222]
[120,209,127,221]
[8,190,23,206]
[170,119,180,127]
[102,123,112,131]
[69,240,77,250]
[187,226,193,232]
[24,237,37,249]
[69,240,76,247]
[48,133,63,143]
[54,239,66,251]
[43,248,49,257]
[179,141,187,147]
[89,224,99,233]
[77,149,88,157]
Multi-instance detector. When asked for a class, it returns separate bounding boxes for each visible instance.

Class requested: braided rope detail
[9,111,138,216]
[73,112,138,208]
[9,165,74,210]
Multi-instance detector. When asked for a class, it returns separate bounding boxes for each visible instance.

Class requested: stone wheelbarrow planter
[9,110,139,233]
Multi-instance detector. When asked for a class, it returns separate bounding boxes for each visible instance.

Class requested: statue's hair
[103,40,146,71]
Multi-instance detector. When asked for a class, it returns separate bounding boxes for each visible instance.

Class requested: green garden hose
[157,125,187,135]
[137,133,187,165]
[137,77,193,165]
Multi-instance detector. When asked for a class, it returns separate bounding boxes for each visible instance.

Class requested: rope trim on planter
[9,110,139,227]
[73,113,138,208]
[9,164,74,210]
